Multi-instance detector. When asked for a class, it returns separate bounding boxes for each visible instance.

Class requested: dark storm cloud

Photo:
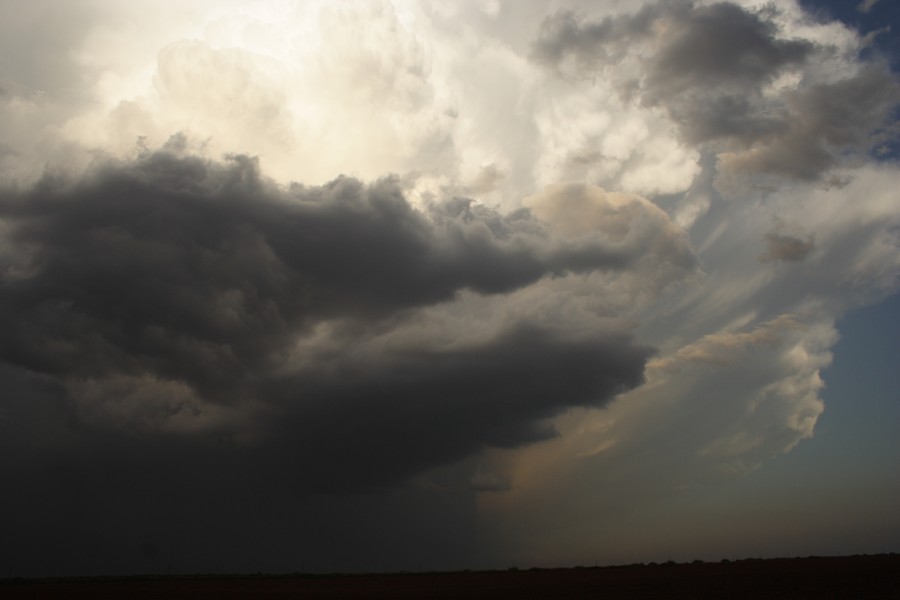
[265,326,650,489]
[0,146,653,490]
[532,1,899,181]
[0,364,482,575]
[0,148,632,388]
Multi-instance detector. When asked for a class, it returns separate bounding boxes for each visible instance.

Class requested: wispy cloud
[858,0,881,14]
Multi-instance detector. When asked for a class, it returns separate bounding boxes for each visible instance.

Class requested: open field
[2,554,898,599]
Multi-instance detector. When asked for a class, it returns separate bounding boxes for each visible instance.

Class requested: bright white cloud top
[0,0,898,575]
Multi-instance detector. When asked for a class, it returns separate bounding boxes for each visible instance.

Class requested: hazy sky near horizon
[1,0,898,576]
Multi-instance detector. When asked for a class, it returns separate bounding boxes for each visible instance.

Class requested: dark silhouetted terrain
[2,554,898,599]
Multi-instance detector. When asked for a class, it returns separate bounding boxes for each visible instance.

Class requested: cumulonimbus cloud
[0,143,680,488]
[0,0,898,574]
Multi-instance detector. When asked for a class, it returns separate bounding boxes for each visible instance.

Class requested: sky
[0,0,898,577]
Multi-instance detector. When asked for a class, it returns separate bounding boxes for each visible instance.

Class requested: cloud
[717,66,900,183]
[644,3,812,99]
[858,0,880,14]
[621,314,832,477]
[0,145,665,489]
[1,0,899,575]
[469,465,511,492]
[267,325,651,489]
[532,1,900,185]
[532,3,812,93]
[760,229,815,263]
[475,313,837,565]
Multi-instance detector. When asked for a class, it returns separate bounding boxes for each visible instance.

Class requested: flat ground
[2,554,898,599]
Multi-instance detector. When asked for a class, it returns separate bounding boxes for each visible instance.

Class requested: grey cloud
[532,2,811,96]
[532,2,899,182]
[264,325,651,489]
[667,94,786,145]
[0,145,658,573]
[0,3,98,101]
[466,163,505,195]
[715,66,899,182]
[0,150,632,387]
[648,10,812,153]
[760,231,815,263]
[0,147,653,491]
[0,142,17,170]
[644,3,812,100]
[532,2,809,150]
[730,67,900,180]
[531,4,659,70]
